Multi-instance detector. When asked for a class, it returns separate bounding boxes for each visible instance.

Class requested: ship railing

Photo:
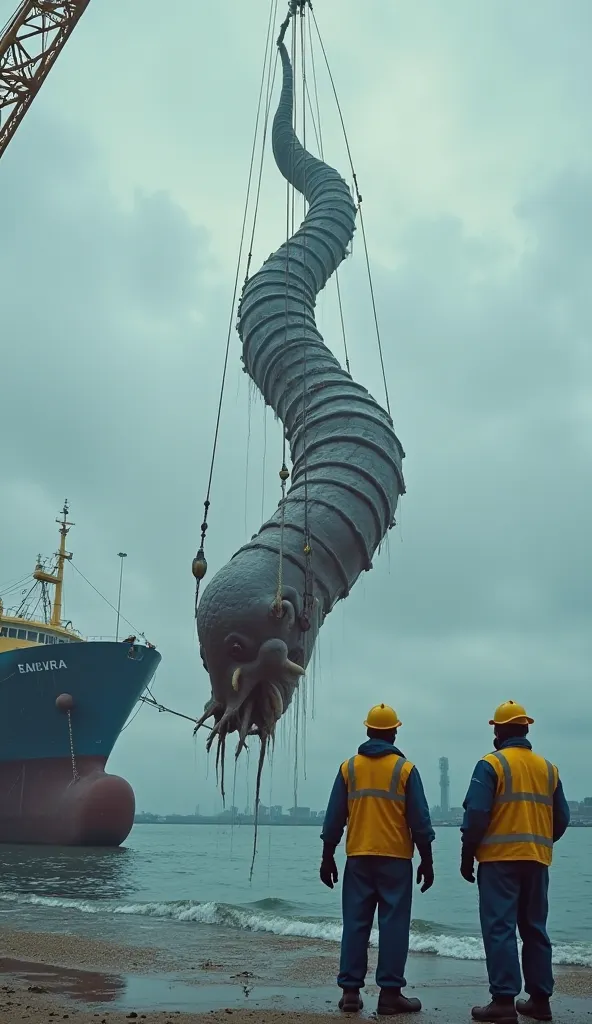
[87,635,156,647]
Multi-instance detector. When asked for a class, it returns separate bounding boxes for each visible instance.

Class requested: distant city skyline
[135,801,592,829]
[138,752,592,825]
[135,751,591,818]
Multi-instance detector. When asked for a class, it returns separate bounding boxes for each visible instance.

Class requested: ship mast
[33,500,74,627]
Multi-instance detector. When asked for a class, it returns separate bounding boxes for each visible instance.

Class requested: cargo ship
[0,502,161,846]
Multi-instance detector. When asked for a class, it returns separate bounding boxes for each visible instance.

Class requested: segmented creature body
[195,42,405,767]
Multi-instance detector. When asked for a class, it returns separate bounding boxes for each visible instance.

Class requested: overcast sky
[1,0,590,817]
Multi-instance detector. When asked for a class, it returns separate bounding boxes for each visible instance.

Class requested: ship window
[0,627,7,636]
[27,631,39,642]
[8,628,17,637]
[17,629,26,639]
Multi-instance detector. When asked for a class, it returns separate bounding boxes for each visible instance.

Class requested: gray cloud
[1,0,590,818]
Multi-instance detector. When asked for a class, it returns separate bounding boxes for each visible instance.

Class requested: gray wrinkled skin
[196,43,405,761]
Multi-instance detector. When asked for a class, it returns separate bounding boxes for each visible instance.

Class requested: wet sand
[0,926,590,1023]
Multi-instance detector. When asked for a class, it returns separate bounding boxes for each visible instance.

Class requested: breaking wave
[0,891,590,967]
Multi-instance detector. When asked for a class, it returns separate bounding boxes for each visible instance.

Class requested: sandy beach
[0,926,590,1024]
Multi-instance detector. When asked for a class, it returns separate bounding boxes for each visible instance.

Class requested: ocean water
[0,824,590,968]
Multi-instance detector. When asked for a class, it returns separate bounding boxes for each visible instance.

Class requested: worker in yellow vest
[461,701,570,1024]
[320,704,435,1016]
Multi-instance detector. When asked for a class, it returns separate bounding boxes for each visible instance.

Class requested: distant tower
[439,757,450,815]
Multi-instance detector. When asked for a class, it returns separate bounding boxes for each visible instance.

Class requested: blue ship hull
[0,641,161,846]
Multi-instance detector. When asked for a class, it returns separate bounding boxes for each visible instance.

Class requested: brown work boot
[516,996,552,1021]
[472,997,518,1023]
[338,988,363,1013]
[377,989,422,1015]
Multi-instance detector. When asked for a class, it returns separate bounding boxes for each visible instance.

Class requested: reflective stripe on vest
[476,749,557,865]
[480,832,553,849]
[346,755,406,803]
[491,752,555,808]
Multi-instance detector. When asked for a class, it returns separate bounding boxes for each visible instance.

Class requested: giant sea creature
[195,41,405,770]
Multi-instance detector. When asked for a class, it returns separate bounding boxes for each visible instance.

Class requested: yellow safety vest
[340,753,414,859]
[476,747,558,866]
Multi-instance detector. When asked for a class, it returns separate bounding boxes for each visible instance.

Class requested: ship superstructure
[0,503,161,845]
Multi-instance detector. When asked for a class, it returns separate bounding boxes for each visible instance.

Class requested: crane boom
[0,0,91,160]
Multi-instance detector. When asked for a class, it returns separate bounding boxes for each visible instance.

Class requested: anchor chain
[67,710,79,783]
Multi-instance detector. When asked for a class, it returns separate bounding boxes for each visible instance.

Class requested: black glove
[416,847,434,893]
[320,842,339,889]
[460,849,475,883]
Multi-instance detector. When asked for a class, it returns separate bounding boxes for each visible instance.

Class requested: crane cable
[275,1,358,626]
[295,3,310,808]
[194,0,390,618]
[243,0,280,286]
[274,5,298,614]
[306,10,351,375]
[243,2,280,544]
[192,0,282,614]
[298,7,315,640]
[308,3,391,417]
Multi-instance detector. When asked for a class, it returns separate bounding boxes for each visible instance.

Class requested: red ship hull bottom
[0,757,135,846]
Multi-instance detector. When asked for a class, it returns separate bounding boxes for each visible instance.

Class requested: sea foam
[0,891,590,967]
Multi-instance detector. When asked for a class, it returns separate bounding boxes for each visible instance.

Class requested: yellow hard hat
[489,700,534,727]
[364,703,402,730]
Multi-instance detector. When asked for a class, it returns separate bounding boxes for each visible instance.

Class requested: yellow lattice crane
[0,0,91,160]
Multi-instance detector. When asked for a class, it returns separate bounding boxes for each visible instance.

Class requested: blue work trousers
[338,855,412,991]
[478,861,553,999]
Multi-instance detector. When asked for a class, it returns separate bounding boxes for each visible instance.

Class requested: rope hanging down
[273,1,361,638]
[306,10,351,375]
[195,0,392,614]
[297,7,314,634]
[273,1,313,635]
[273,8,299,616]
[243,0,280,288]
[192,0,281,610]
[308,5,391,416]
[277,6,376,389]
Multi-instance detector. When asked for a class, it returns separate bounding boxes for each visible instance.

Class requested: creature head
[195,552,314,758]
